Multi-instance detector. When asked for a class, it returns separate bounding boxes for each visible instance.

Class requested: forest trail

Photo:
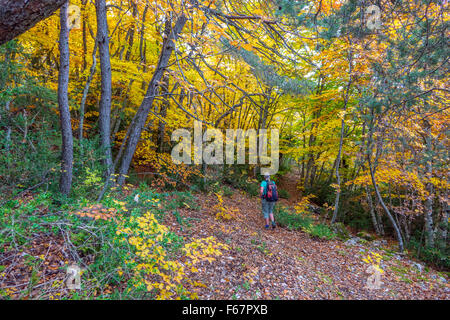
[277,167,303,205]
[168,188,449,300]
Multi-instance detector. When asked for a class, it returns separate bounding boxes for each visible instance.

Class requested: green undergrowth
[275,205,336,240]
[0,184,221,300]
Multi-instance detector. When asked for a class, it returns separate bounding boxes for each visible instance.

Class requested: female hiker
[260,173,278,229]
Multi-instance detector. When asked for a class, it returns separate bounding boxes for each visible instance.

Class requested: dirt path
[277,168,303,205]
[169,191,449,300]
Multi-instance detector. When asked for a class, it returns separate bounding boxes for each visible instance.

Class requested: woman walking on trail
[260,173,278,230]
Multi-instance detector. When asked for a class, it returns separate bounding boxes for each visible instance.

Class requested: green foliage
[201,179,222,194]
[0,111,60,200]
[341,189,374,231]
[222,167,260,197]
[0,46,105,201]
[70,230,99,256]
[223,165,246,184]
[83,168,103,187]
[408,231,450,270]
[275,205,313,231]
[243,182,260,197]
[275,205,336,240]
[0,192,54,247]
[304,181,335,207]
[275,155,293,177]
[331,222,351,240]
[357,231,376,241]
[221,185,234,197]
[278,189,290,199]
[303,224,336,241]
[122,187,200,228]
[0,41,59,200]
[0,183,229,299]
[162,191,200,212]
[223,38,313,95]
[256,242,270,255]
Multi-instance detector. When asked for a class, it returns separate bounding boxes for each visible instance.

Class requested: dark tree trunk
[366,185,381,235]
[81,0,88,72]
[331,117,345,224]
[79,40,98,142]
[331,46,352,224]
[369,156,404,251]
[423,121,434,247]
[125,1,137,61]
[366,122,404,252]
[0,0,67,45]
[158,74,170,153]
[2,46,12,153]
[117,15,187,186]
[95,0,113,175]
[57,2,73,195]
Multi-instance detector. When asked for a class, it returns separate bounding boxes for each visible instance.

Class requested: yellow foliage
[212,193,240,221]
[294,194,316,215]
[362,251,384,274]
[116,210,229,299]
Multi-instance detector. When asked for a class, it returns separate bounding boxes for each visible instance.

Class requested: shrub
[278,189,290,199]
[408,232,450,270]
[275,205,313,231]
[168,191,200,211]
[294,194,316,214]
[303,224,336,241]
[212,193,240,221]
[222,185,234,197]
[115,209,229,299]
[276,155,293,176]
[332,222,351,240]
[243,182,260,197]
[304,181,335,207]
[0,185,231,300]
[275,205,336,240]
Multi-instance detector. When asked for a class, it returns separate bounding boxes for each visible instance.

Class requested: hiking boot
[271,222,276,229]
[265,225,270,230]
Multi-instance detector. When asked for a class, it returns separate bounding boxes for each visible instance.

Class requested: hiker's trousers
[261,198,275,219]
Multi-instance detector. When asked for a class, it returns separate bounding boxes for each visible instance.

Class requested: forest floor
[1,182,449,300]
[166,190,449,299]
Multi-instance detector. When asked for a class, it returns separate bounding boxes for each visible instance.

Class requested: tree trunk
[81,0,88,72]
[424,122,435,247]
[0,0,67,45]
[331,117,345,224]
[331,43,353,224]
[2,46,12,153]
[95,0,113,175]
[375,200,385,236]
[158,74,170,153]
[442,196,448,244]
[79,40,98,143]
[57,2,73,196]
[368,140,404,252]
[366,185,381,235]
[125,1,137,61]
[117,15,187,186]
